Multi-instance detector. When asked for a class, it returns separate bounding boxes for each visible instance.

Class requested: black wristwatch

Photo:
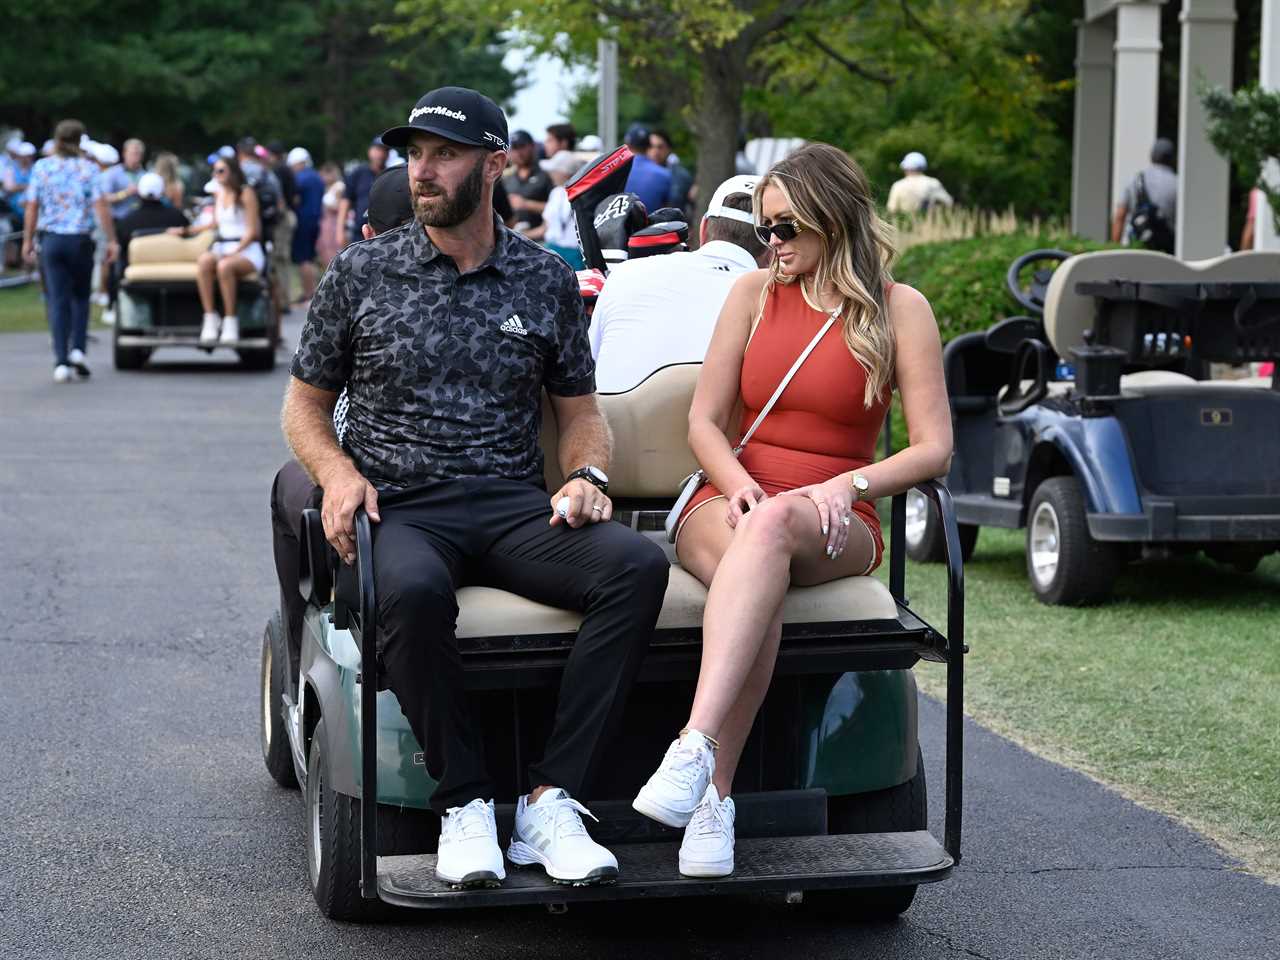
[566,465,609,495]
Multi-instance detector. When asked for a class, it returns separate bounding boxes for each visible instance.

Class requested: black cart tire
[306,717,386,921]
[1026,476,1118,605]
[260,614,298,789]
[806,747,926,919]
[112,329,151,370]
[904,489,978,564]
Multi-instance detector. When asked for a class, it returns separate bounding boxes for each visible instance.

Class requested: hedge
[891,231,1118,344]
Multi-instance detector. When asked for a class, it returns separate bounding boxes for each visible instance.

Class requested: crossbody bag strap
[733,311,840,455]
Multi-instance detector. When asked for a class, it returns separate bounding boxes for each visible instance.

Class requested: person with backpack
[1112,138,1177,254]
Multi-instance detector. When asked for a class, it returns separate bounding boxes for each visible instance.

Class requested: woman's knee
[197,252,216,272]
[215,257,236,277]
[738,496,810,553]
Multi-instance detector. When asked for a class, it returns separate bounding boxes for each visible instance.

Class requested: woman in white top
[529,150,584,269]
[169,156,262,344]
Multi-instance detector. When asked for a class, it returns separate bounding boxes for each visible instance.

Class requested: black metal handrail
[354,509,379,899]
[889,479,966,862]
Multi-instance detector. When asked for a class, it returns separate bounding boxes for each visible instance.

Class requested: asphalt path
[2,316,1278,959]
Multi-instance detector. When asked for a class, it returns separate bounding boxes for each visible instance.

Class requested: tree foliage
[3,0,516,163]
[1202,82,1280,231]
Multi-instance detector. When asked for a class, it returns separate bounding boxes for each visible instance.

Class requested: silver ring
[841,515,851,526]
[592,505,602,512]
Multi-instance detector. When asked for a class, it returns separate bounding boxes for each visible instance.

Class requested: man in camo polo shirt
[281,87,669,890]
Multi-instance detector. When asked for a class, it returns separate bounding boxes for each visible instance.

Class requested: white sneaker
[53,364,74,383]
[508,789,618,885]
[218,315,239,344]
[679,784,735,878]
[68,348,91,378]
[632,730,716,828]
[100,308,115,326]
[199,312,221,345]
[435,798,505,888]
[91,292,109,307]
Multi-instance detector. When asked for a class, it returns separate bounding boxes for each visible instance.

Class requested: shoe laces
[687,792,731,840]
[662,737,712,788]
[537,793,599,840]
[444,798,493,841]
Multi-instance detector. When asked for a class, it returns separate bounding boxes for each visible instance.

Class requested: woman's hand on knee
[725,483,767,529]
[781,478,855,559]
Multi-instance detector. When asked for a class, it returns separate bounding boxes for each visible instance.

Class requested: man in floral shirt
[22,119,118,382]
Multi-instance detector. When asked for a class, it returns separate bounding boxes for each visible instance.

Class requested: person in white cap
[527,149,585,266]
[885,151,953,215]
[111,171,189,315]
[588,174,772,392]
[287,146,326,302]
[3,141,37,238]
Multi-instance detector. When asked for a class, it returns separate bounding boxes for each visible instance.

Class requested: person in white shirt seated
[588,175,771,393]
[531,149,586,269]
[885,151,953,216]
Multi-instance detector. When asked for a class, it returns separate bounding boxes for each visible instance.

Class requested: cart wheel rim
[261,643,273,752]
[307,747,323,888]
[1029,501,1061,587]
[905,489,929,547]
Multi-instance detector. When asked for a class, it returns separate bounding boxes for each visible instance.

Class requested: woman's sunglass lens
[754,222,800,245]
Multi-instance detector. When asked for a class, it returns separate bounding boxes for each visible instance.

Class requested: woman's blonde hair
[153,152,180,184]
[753,143,897,407]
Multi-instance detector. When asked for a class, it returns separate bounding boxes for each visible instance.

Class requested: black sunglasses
[213,166,228,174]
[754,220,803,245]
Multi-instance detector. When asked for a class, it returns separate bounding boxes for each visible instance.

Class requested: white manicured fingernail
[822,525,828,535]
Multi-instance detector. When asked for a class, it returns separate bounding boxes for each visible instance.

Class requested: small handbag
[664,310,841,542]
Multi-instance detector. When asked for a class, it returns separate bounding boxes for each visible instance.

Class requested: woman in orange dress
[632,143,953,877]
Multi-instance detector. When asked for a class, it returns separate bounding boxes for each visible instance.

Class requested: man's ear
[699,217,708,246]
[361,224,375,240]
[488,149,509,183]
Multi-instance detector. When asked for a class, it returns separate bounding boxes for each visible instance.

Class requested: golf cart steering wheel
[1006,249,1071,316]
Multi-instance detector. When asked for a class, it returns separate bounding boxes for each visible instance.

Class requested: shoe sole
[433,868,505,890]
[507,841,618,886]
[631,792,695,829]
[678,855,734,878]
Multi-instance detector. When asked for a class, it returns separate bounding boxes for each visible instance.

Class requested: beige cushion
[127,231,212,264]
[455,561,899,640]
[1042,250,1280,359]
[122,262,260,284]
[541,363,702,498]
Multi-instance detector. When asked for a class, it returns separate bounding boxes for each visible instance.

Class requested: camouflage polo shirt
[291,218,595,490]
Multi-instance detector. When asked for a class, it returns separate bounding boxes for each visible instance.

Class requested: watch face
[853,474,869,492]
[587,465,609,484]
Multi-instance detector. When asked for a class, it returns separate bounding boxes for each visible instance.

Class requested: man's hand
[103,241,120,265]
[21,241,35,267]
[549,478,612,528]
[320,465,381,564]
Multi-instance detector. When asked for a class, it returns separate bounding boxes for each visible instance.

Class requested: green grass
[880,525,1280,879]
[0,282,108,333]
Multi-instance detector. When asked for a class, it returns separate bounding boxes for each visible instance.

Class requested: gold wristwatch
[850,472,870,501]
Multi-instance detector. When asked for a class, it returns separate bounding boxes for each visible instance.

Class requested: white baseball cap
[14,141,36,157]
[578,134,603,152]
[705,174,758,224]
[92,142,120,165]
[287,146,312,167]
[900,151,927,171]
[540,151,584,176]
[137,172,166,200]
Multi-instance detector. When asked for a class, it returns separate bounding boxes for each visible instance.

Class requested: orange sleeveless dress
[675,281,893,572]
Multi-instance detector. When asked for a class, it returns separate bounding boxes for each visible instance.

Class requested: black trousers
[270,463,669,814]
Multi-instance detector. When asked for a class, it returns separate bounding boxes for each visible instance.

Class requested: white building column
[1072,18,1117,241]
[1111,2,1165,217]
[1177,0,1236,259]
[1258,0,1280,249]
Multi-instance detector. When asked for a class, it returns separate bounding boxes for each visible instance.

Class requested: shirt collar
[697,240,758,272]
[409,211,515,277]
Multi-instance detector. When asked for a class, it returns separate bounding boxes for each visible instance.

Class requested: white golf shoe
[434,798,505,888]
[508,789,618,885]
[199,312,220,345]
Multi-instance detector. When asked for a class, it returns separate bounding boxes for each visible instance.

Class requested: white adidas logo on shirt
[500,314,528,336]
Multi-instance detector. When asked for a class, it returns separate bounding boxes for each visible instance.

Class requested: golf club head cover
[566,146,634,273]
[576,268,607,317]
[627,220,690,258]
[647,207,686,225]
[592,192,649,266]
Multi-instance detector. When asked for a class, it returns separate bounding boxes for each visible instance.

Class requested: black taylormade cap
[365,165,414,234]
[381,86,509,152]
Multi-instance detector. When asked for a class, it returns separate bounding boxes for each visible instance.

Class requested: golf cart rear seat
[123,231,261,284]
[301,364,948,683]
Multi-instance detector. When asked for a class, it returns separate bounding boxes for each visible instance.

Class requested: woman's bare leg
[215,255,255,317]
[195,252,217,314]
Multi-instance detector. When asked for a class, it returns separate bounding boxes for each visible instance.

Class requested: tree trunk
[688,44,747,239]
[322,7,348,163]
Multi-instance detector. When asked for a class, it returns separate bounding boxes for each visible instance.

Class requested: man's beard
[414,156,486,229]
